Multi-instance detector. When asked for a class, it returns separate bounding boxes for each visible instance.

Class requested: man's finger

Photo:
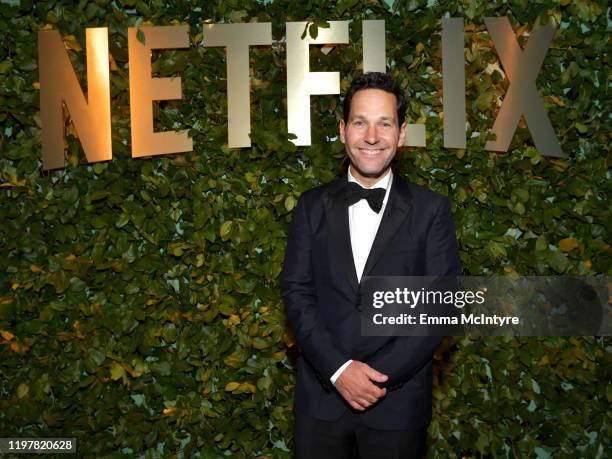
[370,386,387,399]
[352,361,387,383]
[363,386,386,401]
[367,369,388,383]
[362,394,378,405]
[352,378,387,400]
[355,398,371,409]
[351,383,385,402]
[351,400,367,411]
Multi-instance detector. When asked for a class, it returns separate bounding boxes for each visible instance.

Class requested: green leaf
[219,220,233,239]
[109,363,125,381]
[150,361,172,376]
[284,195,296,212]
[136,28,145,45]
[116,213,130,228]
[308,23,318,39]
[548,251,569,273]
[17,383,29,399]
[85,349,106,370]
[535,235,548,252]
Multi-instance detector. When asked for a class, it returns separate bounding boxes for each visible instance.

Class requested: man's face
[339,88,407,186]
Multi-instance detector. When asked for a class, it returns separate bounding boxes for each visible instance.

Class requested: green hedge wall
[0,0,609,457]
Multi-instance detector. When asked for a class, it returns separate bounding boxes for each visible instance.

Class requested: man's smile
[358,148,386,155]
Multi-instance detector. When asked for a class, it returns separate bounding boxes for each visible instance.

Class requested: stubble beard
[349,154,395,180]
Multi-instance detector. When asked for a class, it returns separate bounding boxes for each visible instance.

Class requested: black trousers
[294,409,428,459]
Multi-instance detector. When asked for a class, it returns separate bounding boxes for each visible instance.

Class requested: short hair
[342,72,406,126]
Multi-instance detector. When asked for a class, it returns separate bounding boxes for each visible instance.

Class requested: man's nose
[364,124,378,144]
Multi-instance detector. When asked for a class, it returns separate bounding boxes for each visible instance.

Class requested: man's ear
[339,119,346,144]
[397,121,407,147]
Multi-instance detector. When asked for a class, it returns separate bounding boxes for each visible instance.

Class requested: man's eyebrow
[349,114,396,122]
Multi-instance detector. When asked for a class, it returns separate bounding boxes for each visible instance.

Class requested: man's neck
[348,166,391,188]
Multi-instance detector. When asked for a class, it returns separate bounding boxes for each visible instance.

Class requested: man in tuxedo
[281,72,460,458]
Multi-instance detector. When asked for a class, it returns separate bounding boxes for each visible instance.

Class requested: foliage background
[0,0,609,457]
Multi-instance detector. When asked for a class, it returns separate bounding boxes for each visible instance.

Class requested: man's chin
[350,163,390,180]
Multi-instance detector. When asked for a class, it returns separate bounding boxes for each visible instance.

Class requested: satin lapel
[323,179,359,293]
[361,175,413,278]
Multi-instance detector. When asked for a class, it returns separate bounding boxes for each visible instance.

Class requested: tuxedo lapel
[322,174,413,293]
[361,174,413,278]
[323,178,359,294]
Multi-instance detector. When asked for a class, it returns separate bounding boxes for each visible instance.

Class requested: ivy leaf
[136,28,145,45]
[219,220,233,240]
[284,195,296,212]
[150,361,172,376]
[17,383,29,399]
[116,213,129,228]
[109,363,125,381]
[548,251,569,273]
[309,23,318,39]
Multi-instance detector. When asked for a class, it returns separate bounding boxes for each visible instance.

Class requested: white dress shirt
[330,167,393,384]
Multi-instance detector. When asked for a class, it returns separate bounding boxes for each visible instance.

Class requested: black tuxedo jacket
[281,173,461,430]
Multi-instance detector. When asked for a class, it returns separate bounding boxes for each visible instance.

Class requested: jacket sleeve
[365,197,461,388]
[281,194,350,383]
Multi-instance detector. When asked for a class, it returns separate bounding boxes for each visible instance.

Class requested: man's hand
[334,360,388,411]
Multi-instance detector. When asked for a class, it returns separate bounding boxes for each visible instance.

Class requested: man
[281,72,460,458]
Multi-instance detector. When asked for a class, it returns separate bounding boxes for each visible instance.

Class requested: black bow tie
[345,182,386,213]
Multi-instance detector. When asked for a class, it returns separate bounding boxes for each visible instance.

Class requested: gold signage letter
[442,18,466,149]
[38,28,111,170]
[128,26,192,158]
[203,23,272,148]
[484,18,563,157]
[286,21,349,145]
[362,20,385,73]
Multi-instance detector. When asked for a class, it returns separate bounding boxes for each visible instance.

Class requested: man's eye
[354,121,365,126]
